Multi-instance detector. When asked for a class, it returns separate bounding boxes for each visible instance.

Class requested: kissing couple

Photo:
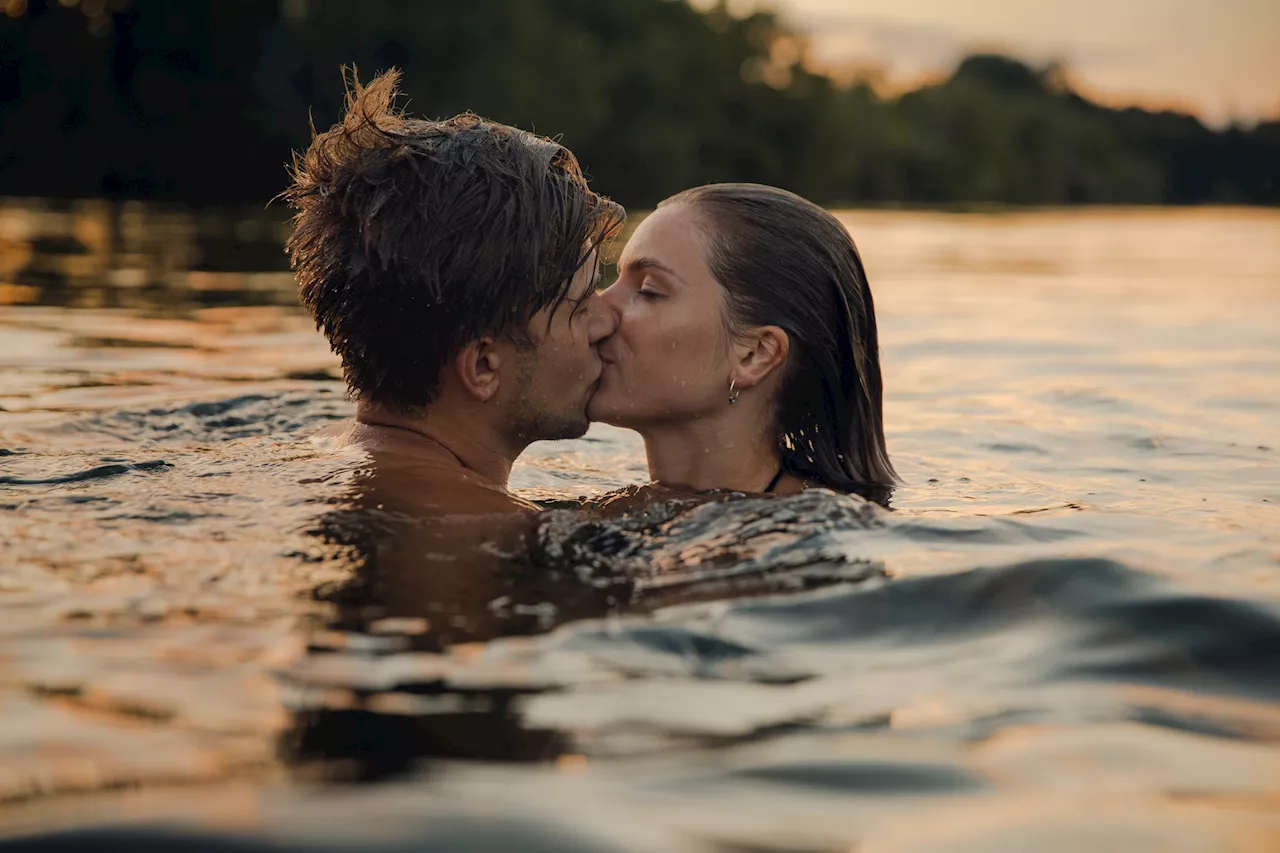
[286,69,896,533]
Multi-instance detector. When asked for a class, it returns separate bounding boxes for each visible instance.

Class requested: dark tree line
[2,0,1277,208]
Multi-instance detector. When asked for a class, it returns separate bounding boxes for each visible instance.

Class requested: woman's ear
[453,337,503,402]
[734,325,789,390]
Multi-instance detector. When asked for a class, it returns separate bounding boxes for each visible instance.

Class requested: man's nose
[587,289,618,345]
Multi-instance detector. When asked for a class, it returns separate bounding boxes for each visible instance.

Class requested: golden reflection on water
[0,198,294,309]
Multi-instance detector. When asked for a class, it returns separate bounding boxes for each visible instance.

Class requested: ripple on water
[0,459,170,486]
[95,390,353,443]
[274,558,1280,779]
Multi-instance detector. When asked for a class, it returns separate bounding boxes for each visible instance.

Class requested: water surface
[1,202,1278,851]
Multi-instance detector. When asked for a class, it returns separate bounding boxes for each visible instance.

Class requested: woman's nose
[587,289,619,344]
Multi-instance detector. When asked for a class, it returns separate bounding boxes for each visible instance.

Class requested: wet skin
[312,256,619,645]
[588,203,737,428]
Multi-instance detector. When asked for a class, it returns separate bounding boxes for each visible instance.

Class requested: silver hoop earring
[728,379,740,404]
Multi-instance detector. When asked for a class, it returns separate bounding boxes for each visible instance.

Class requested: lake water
[1,201,1278,851]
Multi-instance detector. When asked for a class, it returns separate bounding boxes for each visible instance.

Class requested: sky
[720,0,1280,125]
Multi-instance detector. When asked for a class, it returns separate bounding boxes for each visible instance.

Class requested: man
[285,69,625,641]
[286,68,623,514]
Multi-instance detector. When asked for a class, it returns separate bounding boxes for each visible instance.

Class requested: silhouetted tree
[1,1,1276,207]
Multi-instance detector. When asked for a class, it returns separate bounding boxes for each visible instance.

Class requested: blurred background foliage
[2,0,1277,208]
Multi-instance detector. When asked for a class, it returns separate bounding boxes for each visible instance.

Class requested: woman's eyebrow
[620,256,686,285]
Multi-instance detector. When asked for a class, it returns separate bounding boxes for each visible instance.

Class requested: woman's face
[587,203,737,428]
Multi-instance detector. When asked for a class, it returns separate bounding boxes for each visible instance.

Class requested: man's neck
[639,409,781,493]
[355,402,521,489]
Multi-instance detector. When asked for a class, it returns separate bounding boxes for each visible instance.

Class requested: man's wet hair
[283,68,624,410]
[665,183,898,498]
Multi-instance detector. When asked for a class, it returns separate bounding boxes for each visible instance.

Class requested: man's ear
[733,326,789,390]
[453,337,503,403]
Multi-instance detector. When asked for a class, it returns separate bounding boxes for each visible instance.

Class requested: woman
[587,183,897,501]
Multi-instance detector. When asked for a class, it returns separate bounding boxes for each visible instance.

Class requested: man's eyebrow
[620,256,686,284]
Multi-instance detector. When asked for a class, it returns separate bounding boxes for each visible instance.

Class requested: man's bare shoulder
[313,421,537,516]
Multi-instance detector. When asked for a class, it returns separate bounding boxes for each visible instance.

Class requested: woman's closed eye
[637,282,665,300]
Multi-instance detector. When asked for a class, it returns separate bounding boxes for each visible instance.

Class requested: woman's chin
[585,396,620,425]
[586,388,633,427]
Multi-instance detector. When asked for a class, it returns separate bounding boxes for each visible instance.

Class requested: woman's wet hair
[663,183,897,497]
[283,68,624,411]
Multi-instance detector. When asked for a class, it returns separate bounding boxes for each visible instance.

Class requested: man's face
[503,253,616,443]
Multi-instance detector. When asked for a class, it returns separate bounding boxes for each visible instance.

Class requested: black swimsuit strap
[763,466,784,494]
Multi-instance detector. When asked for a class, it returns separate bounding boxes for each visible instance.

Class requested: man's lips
[592,348,616,388]
[586,360,607,398]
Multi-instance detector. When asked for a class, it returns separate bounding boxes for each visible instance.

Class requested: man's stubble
[505,343,591,445]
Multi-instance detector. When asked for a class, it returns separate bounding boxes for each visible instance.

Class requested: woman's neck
[639,410,781,493]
